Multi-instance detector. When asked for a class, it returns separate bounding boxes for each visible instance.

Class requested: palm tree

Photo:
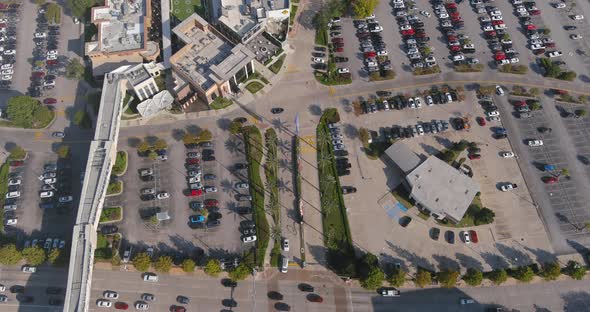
[270,224,282,240]
[318,155,332,171]
[278,178,291,193]
[272,118,289,133]
[278,138,291,153]
[317,130,330,149]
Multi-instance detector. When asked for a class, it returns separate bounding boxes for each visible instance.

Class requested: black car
[177,296,190,304]
[275,302,291,311]
[207,219,221,227]
[141,194,156,201]
[46,287,62,295]
[446,231,455,244]
[342,186,357,194]
[100,225,118,234]
[202,155,215,161]
[399,216,412,227]
[334,150,348,157]
[237,206,252,215]
[222,278,238,287]
[140,175,155,182]
[240,220,255,228]
[234,163,248,170]
[10,285,25,293]
[298,283,314,292]
[564,25,576,30]
[49,298,62,306]
[430,228,440,240]
[268,291,284,301]
[271,107,284,114]
[199,141,213,147]
[493,133,507,139]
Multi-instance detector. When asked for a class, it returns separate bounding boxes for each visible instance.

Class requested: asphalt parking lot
[494,94,590,253]
[108,132,253,261]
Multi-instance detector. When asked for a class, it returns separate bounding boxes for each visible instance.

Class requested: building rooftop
[92,0,147,53]
[406,156,480,222]
[219,0,259,37]
[384,142,423,174]
[136,90,174,117]
[171,14,255,90]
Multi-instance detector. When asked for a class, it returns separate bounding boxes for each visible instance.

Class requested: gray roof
[406,156,480,222]
[384,142,422,174]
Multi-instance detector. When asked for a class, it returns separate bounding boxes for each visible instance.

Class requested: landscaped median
[111,151,128,176]
[242,126,269,268]
[0,161,9,232]
[99,206,123,223]
[264,129,281,267]
[316,108,355,276]
[106,181,123,196]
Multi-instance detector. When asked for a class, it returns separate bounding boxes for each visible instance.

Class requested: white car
[1,69,13,75]
[497,59,510,65]
[527,139,543,147]
[510,57,520,64]
[461,231,471,244]
[3,50,15,55]
[47,50,58,55]
[501,151,515,158]
[460,298,475,304]
[400,25,412,31]
[414,97,423,108]
[425,56,436,63]
[44,239,52,249]
[416,124,425,135]
[420,10,431,17]
[156,192,170,199]
[34,32,46,38]
[426,95,434,106]
[495,85,504,96]
[58,196,73,203]
[97,299,112,307]
[5,218,17,225]
[483,25,494,32]
[494,24,506,30]
[6,191,20,199]
[377,50,387,56]
[439,13,449,18]
[103,291,119,299]
[488,116,500,122]
[22,265,36,273]
[500,183,517,192]
[0,63,13,70]
[486,111,500,117]
[8,179,21,186]
[44,178,56,184]
[337,67,349,74]
[204,186,217,193]
[453,54,465,61]
[554,2,566,9]
[480,16,491,22]
[1,75,12,81]
[40,191,54,198]
[370,25,383,32]
[571,15,584,20]
[0,284,5,291]
[548,51,563,58]
[282,238,289,251]
[490,10,502,16]
[241,235,257,243]
[491,15,503,21]
[312,58,324,64]
[570,34,583,40]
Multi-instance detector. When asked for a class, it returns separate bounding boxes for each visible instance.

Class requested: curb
[113,151,129,177]
[105,181,124,197]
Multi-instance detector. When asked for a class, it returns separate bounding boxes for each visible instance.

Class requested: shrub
[414,268,432,288]
[541,261,561,280]
[133,252,152,271]
[112,151,127,175]
[514,266,534,282]
[47,248,61,265]
[8,145,26,160]
[463,268,483,286]
[358,253,384,290]
[229,263,251,281]
[22,246,46,266]
[204,259,222,277]
[387,268,407,287]
[57,145,70,158]
[154,256,173,273]
[488,269,508,285]
[0,244,22,265]
[437,270,460,288]
[563,261,586,280]
[182,259,196,272]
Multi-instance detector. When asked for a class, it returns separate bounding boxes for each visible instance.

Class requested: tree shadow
[224,138,243,155]
[562,291,590,312]
[522,246,557,264]
[533,304,553,312]
[385,241,435,271]
[305,243,327,266]
[278,158,291,173]
[566,240,590,265]
[378,252,408,272]
[433,135,453,148]
[480,252,510,269]
[494,243,533,266]
[278,178,291,193]
[219,179,235,195]
[4,142,17,153]
[343,123,358,139]
[308,104,322,116]
[278,138,291,153]
[455,253,484,271]
[127,137,141,148]
[186,124,202,135]
[432,254,461,271]
[271,118,289,133]
[419,143,439,156]
[144,135,158,145]
[171,128,186,142]
[217,118,231,131]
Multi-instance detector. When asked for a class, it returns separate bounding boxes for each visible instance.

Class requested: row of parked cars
[355,17,392,73]
[0,3,20,88]
[394,6,437,70]
[328,122,351,176]
[361,89,460,114]
[30,5,60,98]
[433,1,479,65]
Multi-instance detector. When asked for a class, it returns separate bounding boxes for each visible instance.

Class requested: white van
[143,273,158,282]
[280,256,289,273]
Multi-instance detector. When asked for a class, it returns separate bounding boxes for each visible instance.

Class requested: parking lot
[494,94,590,253]
[105,129,256,261]
[329,88,554,272]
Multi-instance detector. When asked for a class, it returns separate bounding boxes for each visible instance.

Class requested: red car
[447,35,457,41]
[543,176,558,184]
[43,98,57,104]
[32,72,45,78]
[492,20,504,26]
[468,154,481,160]
[469,230,479,243]
[114,302,129,310]
[530,10,541,16]
[308,294,324,303]
[485,31,497,38]
[451,16,462,22]
[415,32,426,38]
[187,189,203,197]
[401,29,415,36]
[9,160,24,167]
[553,89,568,95]
[513,100,526,107]
[526,24,537,31]
[0,23,6,28]
[186,158,200,164]
[170,306,186,312]
[533,49,545,55]
[332,38,343,43]
[46,60,58,65]
[545,42,556,48]
[450,45,461,52]
[450,12,460,17]
[205,199,219,207]
[445,3,457,8]
[335,47,344,52]
[476,117,486,126]
[494,53,506,61]
[364,51,376,58]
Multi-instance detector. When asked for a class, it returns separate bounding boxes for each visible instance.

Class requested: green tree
[132,252,152,271]
[474,207,495,225]
[563,261,586,280]
[229,120,243,135]
[22,247,46,266]
[0,244,22,265]
[148,151,158,160]
[539,58,561,78]
[488,269,508,285]
[529,101,541,110]
[7,96,53,128]
[182,133,198,145]
[73,110,92,128]
[387,268,406,287]
[35,0,46,5]
[182,259,196,272]
[463,268,483,286]
[575,109,587,117]
[359,127,370,145]
[198,129,213,142]
[541,261,561,281]
[229,263,251,281]
[559,71,577,81]
[514,266,534,282]
[153,139,167,150]
[204,259,222,277]
[437,270,460,288]
[352,0,379,18]
[47,248,61,265]
[543,28,551,35]
[529,88,540,96]
[414,269,432,288]
[154,256,173,273]
[57,144,70,159]
[65,58,86,80]
[137,141,151,154]
[358,253,384,290]
[8,145,26,160]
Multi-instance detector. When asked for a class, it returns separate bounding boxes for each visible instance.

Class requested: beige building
[85,0,159,76]
[170,14,256,105]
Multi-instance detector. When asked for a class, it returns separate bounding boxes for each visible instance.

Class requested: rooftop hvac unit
[256,7,265,18]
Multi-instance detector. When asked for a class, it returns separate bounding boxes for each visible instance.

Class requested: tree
[65,58,85,80]
[22,246,46,266]
[182,259,196,272]
[47,248,61,265]
[529,87,540,96]
[229,120,243,135]
[358,253,384,290]
[182,133,198,145]
[73,110,92,128]
[559,71,577,81]
[514,266,534,282]
[66,0,94,18]
[153,139,167,150]
[359,127,370,145]
[539,58,561,78]
[387,268,406,287]
[137,141,151,154]
[352,0,380,18]
[414,269,432,288]
[229,263,251,281]
[132,252,152,271]
[0,244,22,265]
[7,96,53,128]
[463,268,483,286]
[529,101,542,110]
[148,151,158,160]
[474,207,495,225]
[35,0,46,5]
[541,261,561,281]
[488,269,508,285]
[154,256,173,273]
[575,109,587,117]
[8,145,26,160]
[57,144,70,158]
[204,259,222,277]
[563,261,586,280]
[560,168,570,178]
[198,129,213,142]
[437,270,460,288]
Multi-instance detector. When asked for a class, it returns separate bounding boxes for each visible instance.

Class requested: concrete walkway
[161,0,172,69]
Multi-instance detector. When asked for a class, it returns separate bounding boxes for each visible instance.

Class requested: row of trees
[132,252,196,273]
[357,251,588,290]
[539,58,577,81]
[0,244,65,266]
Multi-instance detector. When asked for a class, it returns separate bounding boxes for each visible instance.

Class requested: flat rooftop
[92,0,147,53]
[406,156,480,222]
[219,0,258,37]
[172,14,255,90]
